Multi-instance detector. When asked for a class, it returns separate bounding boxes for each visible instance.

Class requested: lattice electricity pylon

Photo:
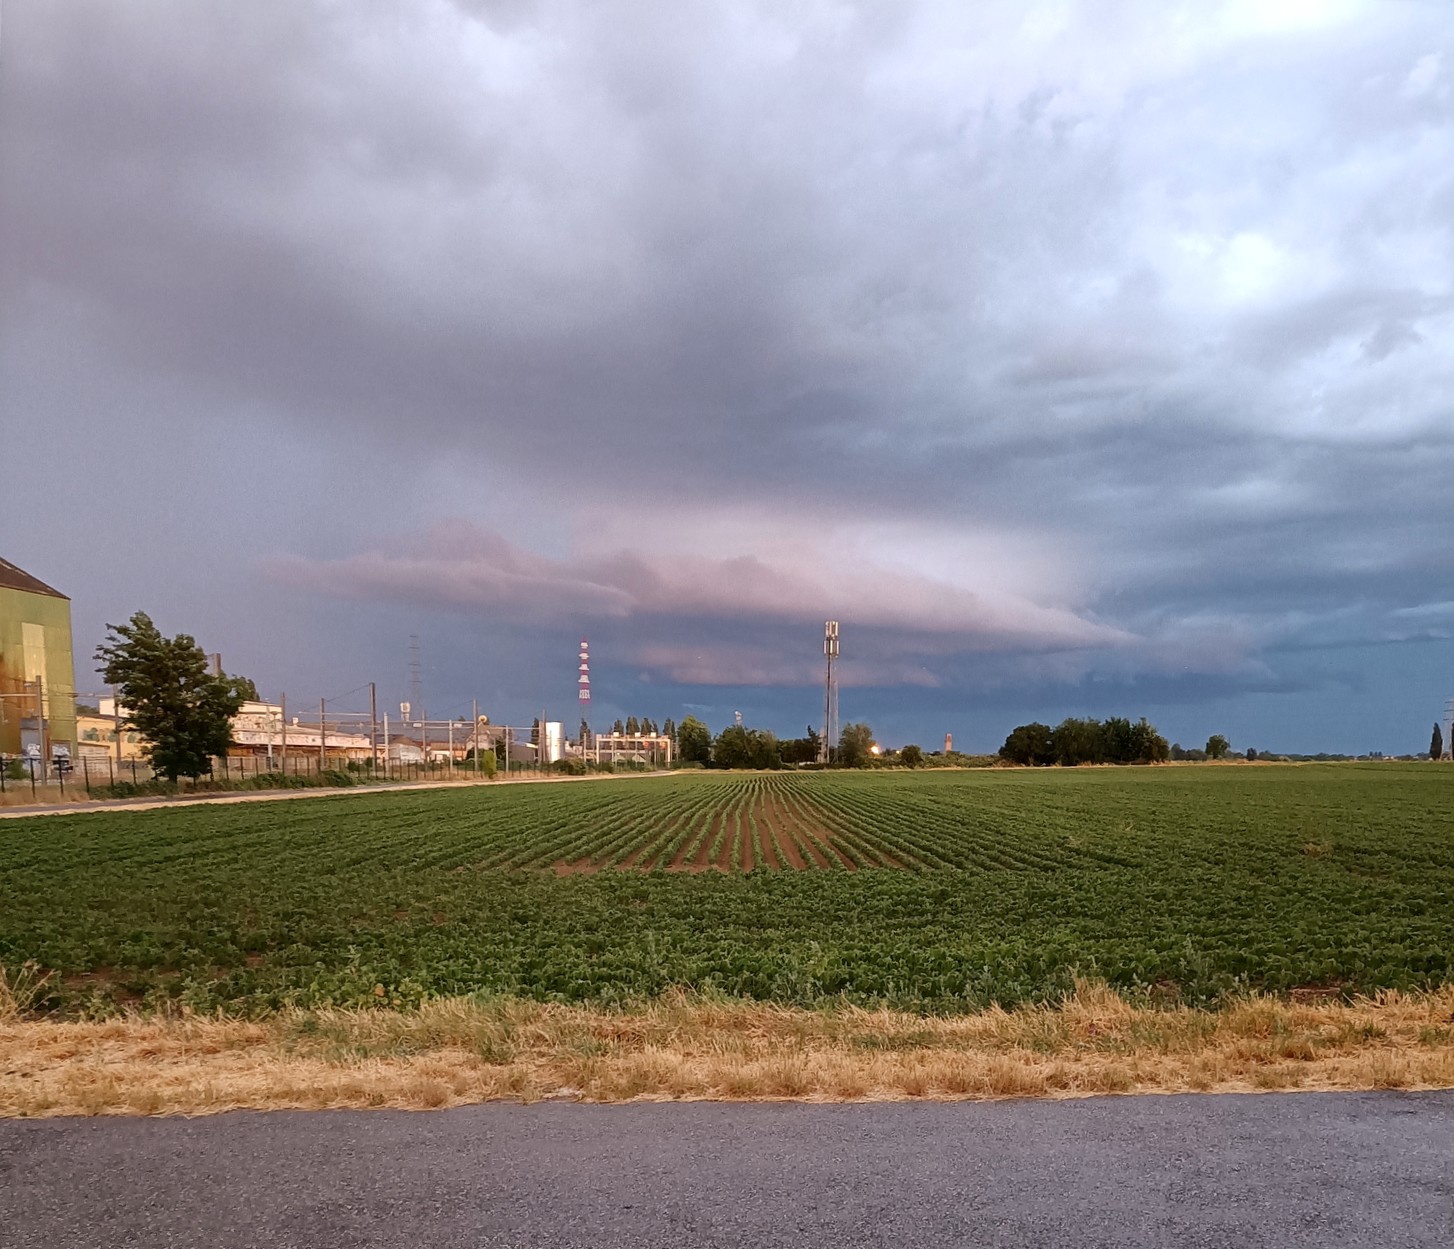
[578,638,591,746]
[821,620,839,763]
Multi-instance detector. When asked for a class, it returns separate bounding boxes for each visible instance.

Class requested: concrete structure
[76,709,147,762]
[0,557,77,764]
[589,731,673,766]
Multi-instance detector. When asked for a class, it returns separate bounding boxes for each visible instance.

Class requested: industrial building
[0,556,77,764]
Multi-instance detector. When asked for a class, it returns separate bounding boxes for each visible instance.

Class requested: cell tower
[578,638,591,746]
[821,620,839,763]
[408,634,424,723]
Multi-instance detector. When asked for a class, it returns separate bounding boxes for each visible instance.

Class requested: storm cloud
[1,1,1451,751]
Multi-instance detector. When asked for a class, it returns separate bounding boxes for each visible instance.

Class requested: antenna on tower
[578,638,591,748]
[408,634,424,724]
[821,620,839,764]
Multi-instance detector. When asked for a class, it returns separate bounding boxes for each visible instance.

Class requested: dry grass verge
[5,977,1454,1117]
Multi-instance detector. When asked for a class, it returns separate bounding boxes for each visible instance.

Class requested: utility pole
[472,699,480,775]
[383,712,390,777]
[36,675,46,779]
[369,682,378,771]
[280,692,287,771]
[112,684,122,771]
[1445,698,1453,761]
[319,698,327,769]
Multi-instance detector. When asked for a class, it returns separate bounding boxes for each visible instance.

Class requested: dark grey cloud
[2,1,1452,751]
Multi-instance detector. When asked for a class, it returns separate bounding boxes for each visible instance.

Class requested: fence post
[83,757,91,797]
[29,757,37,800]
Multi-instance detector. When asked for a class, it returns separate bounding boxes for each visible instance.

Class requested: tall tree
[899,744,924,768]
[677,715,711,765]
[1128,718,1170,764]
[1052,718,1105,766]
[94,611,247,781]
[999,722,1055,766]
[224,675,260,702]
[662,718,676,745]
[711,724,780,769]
[625,715,640,735]
[1206,734,1230,760]
[838,722,875,768]
[1431,723,1443,761]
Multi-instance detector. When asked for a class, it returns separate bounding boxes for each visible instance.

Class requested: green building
[0,557,77,763]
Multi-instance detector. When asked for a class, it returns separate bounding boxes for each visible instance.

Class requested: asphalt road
[3,1093,1452,1248]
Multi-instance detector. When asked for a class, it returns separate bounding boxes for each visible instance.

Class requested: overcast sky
[2,0,1451,753]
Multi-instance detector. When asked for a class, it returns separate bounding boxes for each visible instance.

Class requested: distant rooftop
[0,557,67,600]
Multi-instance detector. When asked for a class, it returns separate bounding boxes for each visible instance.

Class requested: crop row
[4,764,1453,1016]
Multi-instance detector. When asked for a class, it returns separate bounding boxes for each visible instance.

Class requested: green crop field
[2,765,1450,1017]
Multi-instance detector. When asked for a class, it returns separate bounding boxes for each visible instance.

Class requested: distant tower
[408,634,424,723]
[944,732,953,754]
[734,710,743,727]
[578,638,591,745]
[820,620,839,763]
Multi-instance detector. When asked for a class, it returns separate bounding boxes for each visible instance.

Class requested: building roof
[0,557,67,600]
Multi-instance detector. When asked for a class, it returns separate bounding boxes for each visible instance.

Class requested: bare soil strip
[772,792,836,869]
[689,812,724,871]
[739,811,755,872]
[779,788,857,870]
[5,983,1454,1118]
[761,794,808,869]
[755,805,782,870]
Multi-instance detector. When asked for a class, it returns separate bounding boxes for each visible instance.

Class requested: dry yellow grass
[4,975,1454,1117]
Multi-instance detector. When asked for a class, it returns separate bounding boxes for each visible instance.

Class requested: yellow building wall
[0,586,78,757]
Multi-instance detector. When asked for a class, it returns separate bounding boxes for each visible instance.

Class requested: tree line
[998,717,1171,766]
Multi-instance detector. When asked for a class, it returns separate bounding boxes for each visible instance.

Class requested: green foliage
[999,722,1055,766]
[899,744,924,768]
[1431,723,1443,761]
[711,724,781,769]
[837,722,875,768]
[223,675,260,702]
[94,612,248,781]
[1001,717,1168,766]
[779,726,822,765]
[676,715,711,765]
[1206,734,1231,760]
[6,765,1453,1018]
[1052,718,1104,766]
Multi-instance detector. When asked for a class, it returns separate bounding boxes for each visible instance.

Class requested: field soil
[4,983,1453,1118]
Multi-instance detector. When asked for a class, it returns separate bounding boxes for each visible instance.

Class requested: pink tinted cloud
[263,521,1130,653]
